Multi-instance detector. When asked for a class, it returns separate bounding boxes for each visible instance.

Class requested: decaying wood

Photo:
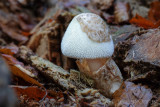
[77,88,113,106]
[17,46,112,106]
[18,46,72,89]
[76,58,123,98]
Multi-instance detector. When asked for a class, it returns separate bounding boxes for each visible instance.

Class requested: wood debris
[16,46,113,106]
[0,0,159,106]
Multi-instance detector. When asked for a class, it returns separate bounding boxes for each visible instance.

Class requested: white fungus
[61,13,114,59]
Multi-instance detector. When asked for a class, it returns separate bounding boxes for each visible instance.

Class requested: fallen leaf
[114,2,130,23]
[129,14,155,29]
[21,31,31,37]
[130,1,160,29]
[0,23,28,43]
[47,19,53,23]
[0,45,19,56]
[12,86,54,101]
[2,54,41,87]
[148,1,160,22]
[113,81,153,107]
[2,54,23,65]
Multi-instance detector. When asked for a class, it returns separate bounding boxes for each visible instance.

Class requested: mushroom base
[76,58,123,98]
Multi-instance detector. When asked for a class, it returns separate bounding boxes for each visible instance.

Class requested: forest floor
[0,0,159,106]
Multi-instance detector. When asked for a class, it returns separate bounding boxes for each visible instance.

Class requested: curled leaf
[2,54,41,87]
[129,14,155,29]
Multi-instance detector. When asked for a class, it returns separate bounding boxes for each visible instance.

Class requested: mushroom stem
[83,58,108,72]
[76,58,123,97]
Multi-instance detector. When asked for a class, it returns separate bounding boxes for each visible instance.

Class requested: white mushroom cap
[61,13,114,59]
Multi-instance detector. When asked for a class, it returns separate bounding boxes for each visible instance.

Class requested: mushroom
[61,13,123,97]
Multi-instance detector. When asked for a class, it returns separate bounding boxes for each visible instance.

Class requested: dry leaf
[21,31,31,37]
[130,1,160,29]
[91,0,114,10]
[113,81,153,107]
[148,1,160,22]
[114,2,130,23]
[129,14,155,29]
[2,54,42,87]
[12,86,54,101]
[129,14,160,29]
[0,23,28,43]
[0,45,19,55]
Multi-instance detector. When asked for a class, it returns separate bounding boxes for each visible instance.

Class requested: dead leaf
[21,31,31,37]
[2,54,23,65]
[2,54,41,87]
[114,2,130,23]
[113,81,153,107]
[129,14,156,29]
[90,0,113,10]
[148,1,160,22]
[12,86,53,101]
[0,45,19,56]
[130,1,160,29]
[0,23,28,43]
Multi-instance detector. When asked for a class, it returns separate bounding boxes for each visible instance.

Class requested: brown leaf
[0,23,28,43]
[18,13,36,31]
[91,0,113,10]
[130,2,160,30]
[129,14,155,29]
[2,54,42,87]
[148,1,160,22]
[0,45,19,55]
[113,81,153,107]
[2,54,23,65]
[21,31,31,37]
[12,86,54,101]
[114,2,130,23]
